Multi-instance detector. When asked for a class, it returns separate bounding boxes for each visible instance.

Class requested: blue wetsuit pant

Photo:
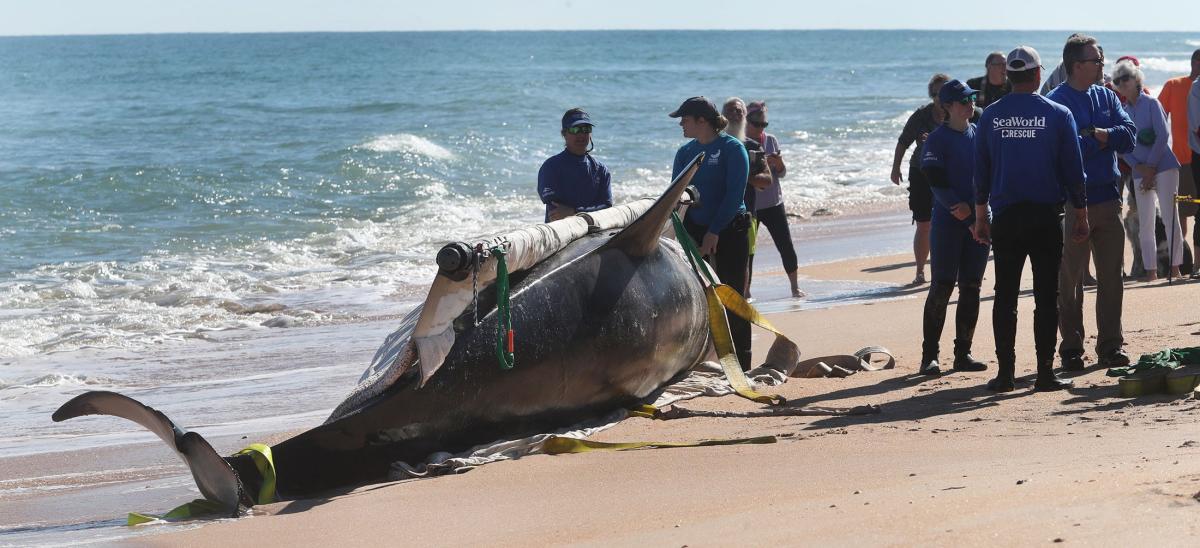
[921,217,990,358]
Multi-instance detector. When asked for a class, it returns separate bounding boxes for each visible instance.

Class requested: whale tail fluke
[53,391,246,514]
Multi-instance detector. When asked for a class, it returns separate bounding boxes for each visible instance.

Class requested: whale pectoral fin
[53,391,244,513]
[600,152,703,258]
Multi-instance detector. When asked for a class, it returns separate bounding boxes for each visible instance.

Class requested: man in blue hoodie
[1046,35,1136,371]
[974,46,1089,392]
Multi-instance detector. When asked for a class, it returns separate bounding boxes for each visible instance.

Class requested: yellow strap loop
[704,284,786,405]
[542,434,776,454]
[234,443,277,505]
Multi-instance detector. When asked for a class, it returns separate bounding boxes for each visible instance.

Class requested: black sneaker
[1061,352,1086,372]
[1098,349,1131,368]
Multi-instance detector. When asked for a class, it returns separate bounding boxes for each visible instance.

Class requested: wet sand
[142,221,1200,546]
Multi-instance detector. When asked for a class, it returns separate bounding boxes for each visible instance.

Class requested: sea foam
[361,133,455,160]
[1139,57,1191,74]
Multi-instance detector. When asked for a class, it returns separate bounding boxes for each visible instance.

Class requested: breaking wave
[359,133,455,160]
[1138,57,1191,74]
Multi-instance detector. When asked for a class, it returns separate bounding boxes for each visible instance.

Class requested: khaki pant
[1059,200,1125,357]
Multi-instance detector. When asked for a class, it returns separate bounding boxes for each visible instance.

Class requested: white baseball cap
[1006,46,1043,72]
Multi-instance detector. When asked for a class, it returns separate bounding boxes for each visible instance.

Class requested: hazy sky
[2,0,1198,36]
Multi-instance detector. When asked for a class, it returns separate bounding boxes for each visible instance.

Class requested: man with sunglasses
[1046,35,1136,372]
[537,108,613,222]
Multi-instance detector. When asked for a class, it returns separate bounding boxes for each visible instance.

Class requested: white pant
[1134,167,1183,269]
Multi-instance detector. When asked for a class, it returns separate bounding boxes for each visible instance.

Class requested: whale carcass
[54,154,724,511]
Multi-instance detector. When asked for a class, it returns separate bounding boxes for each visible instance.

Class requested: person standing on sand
[916,79,990,376]
[1190,73,1200,278]
[973,46,1088,393]
[967,52,1012,109]
[670,96,754,370]
[1046,35,1136,372]
[537,108,613,222]
[892,73,951,286]
[1111,60,1184,281]
[723,97,772,300]
[744,101,804,299]
[1158,49,1200,275]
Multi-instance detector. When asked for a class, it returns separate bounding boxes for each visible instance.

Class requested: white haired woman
[1112,60,1184,281]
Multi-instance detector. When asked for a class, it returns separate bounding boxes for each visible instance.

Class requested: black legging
[990,203,1063,367]
[684,215,752,370]
[755,203,799,272]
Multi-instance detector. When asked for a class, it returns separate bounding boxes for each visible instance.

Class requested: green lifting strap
[491,246,515,370]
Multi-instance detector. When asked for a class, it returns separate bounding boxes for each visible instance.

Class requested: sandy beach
[111,219,1200,547]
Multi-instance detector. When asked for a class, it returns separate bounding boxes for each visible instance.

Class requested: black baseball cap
[668,96,719,119]
[561,109,594,130]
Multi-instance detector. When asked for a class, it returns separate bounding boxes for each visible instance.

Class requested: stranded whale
[53,154,717,511]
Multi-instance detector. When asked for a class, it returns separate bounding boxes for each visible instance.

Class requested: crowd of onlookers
[892,35,1200,391]
[532,35,1200,390]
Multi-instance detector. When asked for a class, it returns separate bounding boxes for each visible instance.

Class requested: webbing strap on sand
[670,212,785,406]
[127,499,230,526]
[541,434,776,454]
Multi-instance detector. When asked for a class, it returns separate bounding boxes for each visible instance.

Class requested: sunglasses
[956,94,978,105]
[748,119,769,128]
[565,125,593,135]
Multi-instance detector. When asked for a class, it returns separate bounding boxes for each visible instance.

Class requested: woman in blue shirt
[669,96,753,370]
[918,80,991,376]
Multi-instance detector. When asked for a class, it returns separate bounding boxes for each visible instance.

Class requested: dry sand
[139,250,1200,547]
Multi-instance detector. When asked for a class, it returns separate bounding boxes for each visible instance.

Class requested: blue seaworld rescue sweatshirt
[1045,84,1136,204]
[974,93,1087,216]
[672,133,749,234]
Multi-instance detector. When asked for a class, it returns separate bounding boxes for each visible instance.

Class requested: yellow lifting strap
[127,498,230,526]
[234,443,278,506]
[705,283,787,405]
[126,443,277,526]
[541,434,776,454]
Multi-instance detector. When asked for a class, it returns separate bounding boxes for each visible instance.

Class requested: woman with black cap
[669,96,754,370]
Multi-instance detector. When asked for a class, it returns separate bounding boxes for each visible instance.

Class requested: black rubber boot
[951,281,986,371]
[1034,358,1073,391]
[952,340,987,372]
[919,281,954,375]
[986,358,1015,392]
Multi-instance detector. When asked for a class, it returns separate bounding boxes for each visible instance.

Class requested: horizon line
[3,28,1196,39]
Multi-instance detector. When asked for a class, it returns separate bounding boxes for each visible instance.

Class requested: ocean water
[1,29,1198,543]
